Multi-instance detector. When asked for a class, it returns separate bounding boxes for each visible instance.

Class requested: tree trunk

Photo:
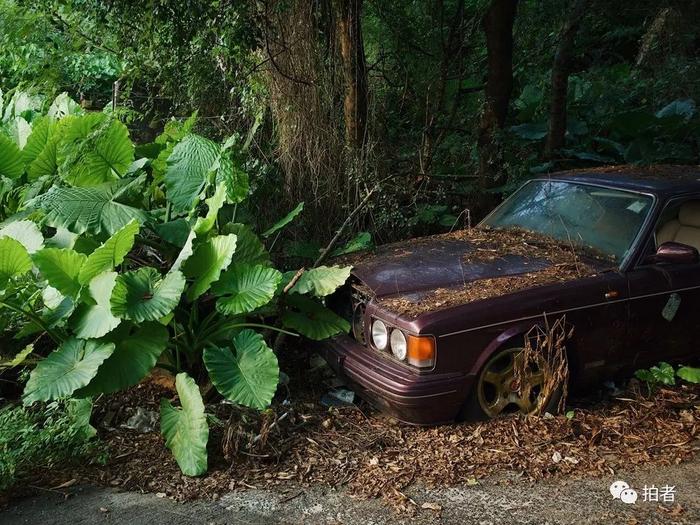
[545,0,587,158]
[336,0,368,149]
[477,0,518,189]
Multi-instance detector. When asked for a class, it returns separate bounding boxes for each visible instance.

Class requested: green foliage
[676,366,700,384]
[0,400,104,492]
[78,220,139,285]
[164,134,220,213]
[72,271,121,338]
[23,338,115,404]
[203,330,279,410]
[34,180,151,235]
[635,362,700,389]
[281,294,351,341]
[111,268,186,322]
[0,134,23,178]
[160,373,208,477]
[214,264,282,316]
[58,114,134,186]
[182,234,237,301]
[0,237,32,286]
[290,266,353,297]
[32,247,86,298]
[0,89,351,477]
[78,323,168,396]
[0,219,44,253]
[262,202,304,237]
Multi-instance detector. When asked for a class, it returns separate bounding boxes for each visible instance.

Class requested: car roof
[543,165,700,196]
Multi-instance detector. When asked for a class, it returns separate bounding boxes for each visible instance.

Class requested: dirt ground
[3,456,699,525]
[2,365,698,523]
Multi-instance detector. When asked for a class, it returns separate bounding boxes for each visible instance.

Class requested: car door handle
[605,290,620,299]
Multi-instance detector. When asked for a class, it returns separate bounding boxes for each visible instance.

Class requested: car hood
[352,235,552,298]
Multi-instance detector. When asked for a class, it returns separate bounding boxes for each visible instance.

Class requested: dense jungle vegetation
[0,0,699,482]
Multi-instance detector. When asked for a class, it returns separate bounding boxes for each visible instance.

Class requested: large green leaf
[656,99,695,121]
[23,338,115,404]
[78,220,139,285]
[77,323,168,396]
[27,135,58,180]
[677,366,700,384]
[9,116,32,149]
[32,179,150,235]
[0,134,23,179]
[0,220,43,253]
[155,219,190,247]
[111,267,185,322]
[33,247,86,298]
[16,289,75,338]
[171,229,196,272]
[281,294,350,340]
[0,343,34,369]
[203,329,279,410]
[164,134,219,213]
[160,372,208,477]
[3,90,43,120]
[47,92,81,119]
[510,122,548,141]
[59,114,134,187]
[193,183,226,235]
[0,237,32,288]
[22,117,54,167]
[290,265,351,297]
[331,231,372,257]
[182,234,237,301]
[72,271,122,339]
[217,154,249,204]
[213,264,282,315]
[262,202,304,237]
[222,223,270,266]
[67,398,97,439]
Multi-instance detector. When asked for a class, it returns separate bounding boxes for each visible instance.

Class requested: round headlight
[390,329,407,361]
[371,320,388,349]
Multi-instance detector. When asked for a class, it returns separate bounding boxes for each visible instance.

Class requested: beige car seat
[656,201,700,251]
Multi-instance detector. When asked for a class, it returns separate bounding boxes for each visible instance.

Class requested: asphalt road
[3,457,699,524]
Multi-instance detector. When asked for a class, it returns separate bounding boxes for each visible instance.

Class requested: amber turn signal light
[407,335,436,368]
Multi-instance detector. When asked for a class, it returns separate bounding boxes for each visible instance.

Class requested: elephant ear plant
[0,91,352,476]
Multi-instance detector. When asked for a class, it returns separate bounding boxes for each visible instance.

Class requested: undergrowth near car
[0,88,354,476]
[635,362,700,392]
[0,400,106,492]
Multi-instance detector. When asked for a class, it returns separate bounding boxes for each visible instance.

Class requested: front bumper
[317,335,471,425]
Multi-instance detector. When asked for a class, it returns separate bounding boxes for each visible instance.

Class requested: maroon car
[320,166,700,424]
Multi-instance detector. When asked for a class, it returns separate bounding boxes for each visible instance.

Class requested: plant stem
[198,322,298,349]
[0,300,63,344]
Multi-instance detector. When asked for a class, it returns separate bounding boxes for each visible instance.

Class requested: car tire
[458,345,564,421]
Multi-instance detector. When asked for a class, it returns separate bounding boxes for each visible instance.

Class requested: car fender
[468,319,581,379]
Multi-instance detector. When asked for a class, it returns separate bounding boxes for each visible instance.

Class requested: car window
[654,199,700,251]
[483,180,653,262]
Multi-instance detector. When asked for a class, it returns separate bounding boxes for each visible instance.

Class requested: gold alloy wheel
[476,348,547,418]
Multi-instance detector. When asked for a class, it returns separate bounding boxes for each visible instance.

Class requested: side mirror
[648,241,699,265]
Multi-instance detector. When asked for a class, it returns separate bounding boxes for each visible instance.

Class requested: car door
[625,196,700,369]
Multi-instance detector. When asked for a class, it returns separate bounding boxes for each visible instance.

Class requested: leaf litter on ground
[19,371,699,513]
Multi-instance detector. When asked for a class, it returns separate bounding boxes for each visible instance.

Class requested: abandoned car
[320,166,700,424]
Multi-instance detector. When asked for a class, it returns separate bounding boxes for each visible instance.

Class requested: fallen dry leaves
[28,381,698,511]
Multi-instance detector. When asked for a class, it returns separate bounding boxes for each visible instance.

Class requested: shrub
[0,89,353,476]
[0,399,105,492]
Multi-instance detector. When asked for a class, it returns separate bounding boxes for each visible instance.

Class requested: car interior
[656,200,700,252]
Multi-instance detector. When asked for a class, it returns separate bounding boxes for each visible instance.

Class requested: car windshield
[482,180,653,262]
